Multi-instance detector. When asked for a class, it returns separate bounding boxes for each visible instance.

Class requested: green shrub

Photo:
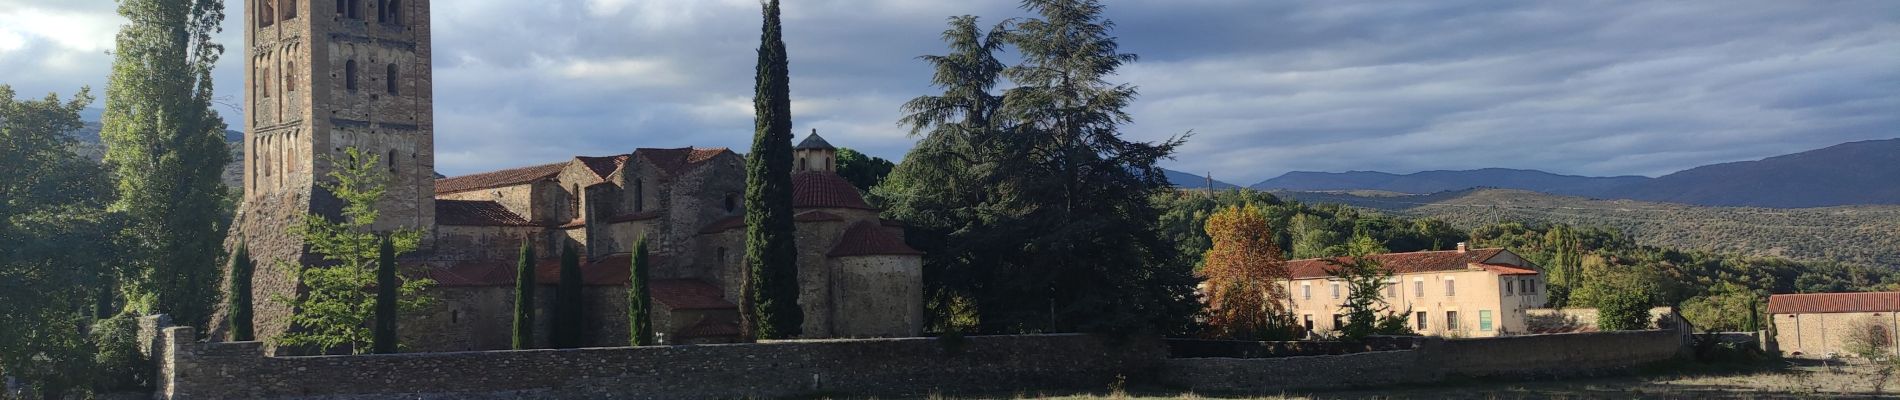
[89,316,150,393]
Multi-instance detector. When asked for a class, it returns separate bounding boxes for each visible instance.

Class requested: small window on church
[717,247,727,265]
[386,64,398,95]
[724,193,737,213]
[632,180,645,212]
[285,62,296,92]
[347,0,360,19]
[379,0,401,25]
[387,149,397,173]
[344,60,358,91]
[798,156,807,172]
[258,0,276,28]
[285,0,297,19]
[262,67,271,97]
[336,0,345,15]
[825,157,832,172]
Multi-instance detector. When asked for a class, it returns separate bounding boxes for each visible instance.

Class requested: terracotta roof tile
[1285,248,1513,280]
[435,200,535,227]
[1768,292,1900,314]
[698,216,746,234]
[795,210,845,222]
[677,319,742,339]
[636,147,732,176]
[793,172,874,210]
[576,154,630,181]
[435,162,566,195]
[829,221,924,257]
[651,279,736,311]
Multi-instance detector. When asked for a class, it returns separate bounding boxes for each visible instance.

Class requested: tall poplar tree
[743,0,802,339]
[100,0,232,329]
[512,239,536,349]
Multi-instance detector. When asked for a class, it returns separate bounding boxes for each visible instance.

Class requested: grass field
[891,360,1900,399]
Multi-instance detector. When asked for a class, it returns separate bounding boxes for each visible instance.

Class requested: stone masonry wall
[1163,329,1684,393]
[151,327,1163,400]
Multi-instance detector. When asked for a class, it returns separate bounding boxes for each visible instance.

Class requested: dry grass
[878,361,1900,400]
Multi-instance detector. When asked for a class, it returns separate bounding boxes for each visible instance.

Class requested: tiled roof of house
[435,162,566,195]
[828,221,923,257]
[795,132,835,150]
[698,216,746,234]
[677,319,742,339]
[651,279,737,311]
[636,147,732,176]
[793,172,874,210]
[795,210,845,222]
[1477,264,1540,276]
[1768,292,1900,314]
[435,200,536,227]
[1285,248,1511,280]
[576,154,630,181]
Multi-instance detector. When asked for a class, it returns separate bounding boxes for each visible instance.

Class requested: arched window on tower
[347,0,360,19]
[385,64,398,95]
[387,149,398,173]
[258,0,275,28]
[285,62,296,92]
[387,0,401,25]
[284,0,297,19]
[798,156,807,172]
[262,67,271,97]
[344,60,358,91]
[723,193,737,213]
[335,0,345,15]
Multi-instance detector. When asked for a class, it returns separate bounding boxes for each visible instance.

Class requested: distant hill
[1163,168,1240,190]
[67,119,246,188]
[1615,138,1900,208]
[1252,168,1646,197]
[1276,188,1900,268]
[1250,138,1900,208]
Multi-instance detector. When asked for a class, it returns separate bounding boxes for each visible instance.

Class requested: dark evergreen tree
[226,243,255,342]
[552,242,584,348]
[870,14,1008,334]
[371,235,398,354]
[512,238,536,349]
[835,147,895,192]
[881,1,1196,334]
[627,237,654,346]
[744,0,803,340]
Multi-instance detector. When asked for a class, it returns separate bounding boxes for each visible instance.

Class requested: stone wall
[150,327,1163,400]
[1163,330,1684,393]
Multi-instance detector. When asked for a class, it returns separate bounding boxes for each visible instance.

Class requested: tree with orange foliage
[1200,204,1297,340]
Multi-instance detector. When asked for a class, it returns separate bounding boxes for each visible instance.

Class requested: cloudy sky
[2,0,1896,184]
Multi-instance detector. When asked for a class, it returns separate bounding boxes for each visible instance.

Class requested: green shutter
[1479,310,1494,331]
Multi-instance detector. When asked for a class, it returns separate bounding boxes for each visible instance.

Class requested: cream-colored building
[1282,244,1546,338]
[1769,292,1900,359]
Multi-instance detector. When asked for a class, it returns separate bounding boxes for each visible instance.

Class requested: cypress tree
[627,236,654,346]
[227,243,255,341]
[552,242,584,348]
[512,238,537,349]
[372,235,398,354]
[743,0,803,339]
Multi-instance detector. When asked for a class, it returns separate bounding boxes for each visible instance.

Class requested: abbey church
[224,0,923,352]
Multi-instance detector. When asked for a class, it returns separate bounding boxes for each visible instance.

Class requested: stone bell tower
[227,0,435,346]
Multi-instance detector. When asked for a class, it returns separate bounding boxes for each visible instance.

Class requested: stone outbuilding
[1769,291,1900,358]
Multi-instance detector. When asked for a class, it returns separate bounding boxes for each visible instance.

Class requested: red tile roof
[828,221,924,257]
[1477,264,1540,276]
[698,216,746,234]
[576,154,630,181]
[793,172,874,210]
[1284,248,1513,280]
[651,279,737,311]
[1769,292,1900,314]
[435,162,566,195]
[677,319,742,339]
[795,210,845,222]
[636,147,732,176]
[435,200,535,227]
